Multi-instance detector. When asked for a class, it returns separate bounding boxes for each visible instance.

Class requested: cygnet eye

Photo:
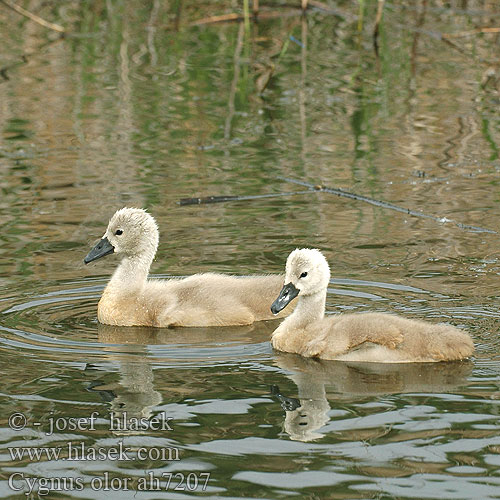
[300,272,308,278]
[115,229,123,236]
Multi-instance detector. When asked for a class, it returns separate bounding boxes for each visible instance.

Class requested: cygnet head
[84,208,159,264]
[271,248,331,314]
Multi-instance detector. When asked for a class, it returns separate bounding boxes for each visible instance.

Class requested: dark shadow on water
[97,320,279,346]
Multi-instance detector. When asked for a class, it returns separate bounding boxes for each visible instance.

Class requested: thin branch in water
[278,176,497,234]
[442,27,500,38]
[190,10,301,26]
[178,190,315,206]
[190,12,241,26]
[0,0,65,33]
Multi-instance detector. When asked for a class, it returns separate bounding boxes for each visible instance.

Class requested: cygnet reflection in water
[272,352,473,442]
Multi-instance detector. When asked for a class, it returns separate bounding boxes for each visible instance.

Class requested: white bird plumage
[270,248,474,362]
[84,208,289,327]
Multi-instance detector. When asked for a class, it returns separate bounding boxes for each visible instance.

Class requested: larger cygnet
[84,208,289,327]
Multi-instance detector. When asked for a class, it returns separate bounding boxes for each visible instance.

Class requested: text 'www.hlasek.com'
[7,411,211,496]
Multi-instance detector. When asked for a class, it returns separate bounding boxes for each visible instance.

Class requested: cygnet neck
[286,288,326,328]
[107,251,153,293]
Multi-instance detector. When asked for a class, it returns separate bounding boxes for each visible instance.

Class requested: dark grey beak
[271,282,300,315]
[84,237,114,264]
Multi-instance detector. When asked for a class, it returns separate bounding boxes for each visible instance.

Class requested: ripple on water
[0,278,499,500]
[0,275,498,365]
[0,277,280,366]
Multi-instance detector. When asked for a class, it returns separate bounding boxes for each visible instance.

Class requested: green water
[1,1,500,498]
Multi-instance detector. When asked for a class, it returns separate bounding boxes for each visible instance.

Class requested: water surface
[1,1,500,498]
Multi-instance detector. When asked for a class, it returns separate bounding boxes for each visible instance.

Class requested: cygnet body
[84,208,288,327]
[270,248,474,362]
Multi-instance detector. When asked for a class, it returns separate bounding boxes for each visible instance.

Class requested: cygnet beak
[271,282,300,315]
[84,237,115,264]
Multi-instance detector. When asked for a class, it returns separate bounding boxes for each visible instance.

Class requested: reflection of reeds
[243,0,251,36]
[146,0,160,67]
[373,0,385,55]
[410,0,428,76]
[184,0,500,70]
[253,0,259,18]
[224,22,245,141]
[299,15,307,167]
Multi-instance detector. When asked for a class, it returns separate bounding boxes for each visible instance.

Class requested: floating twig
[0,0,65,33]
[179,177,495,234]
[178,190,314,206]
[278,176,497,234]
[190,12,241,26]
[190,10,302,26]
[442,27,500,38]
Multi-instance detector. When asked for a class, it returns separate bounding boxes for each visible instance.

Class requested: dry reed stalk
[442,27,500,38]
[0,0,65,32]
